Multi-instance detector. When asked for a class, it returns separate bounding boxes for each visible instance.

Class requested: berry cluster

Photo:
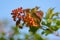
[11,7,43,28]
[11,7,23,21]
[23,13,38,27]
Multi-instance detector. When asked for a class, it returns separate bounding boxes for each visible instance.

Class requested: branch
[39,25,53,32]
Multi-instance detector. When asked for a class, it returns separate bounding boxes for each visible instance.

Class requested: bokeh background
[0,0,60,40]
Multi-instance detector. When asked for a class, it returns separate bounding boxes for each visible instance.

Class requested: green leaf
[41,21,46,25]
[56,25,60,29]
[53,12,60,16]
[41,29,52,36]
[41,31,45,35]
[46,8,54,19]
[53,18,57,23]
[34,34,44,40]
[46,22,51,27]
[46,19,52,27]
[56,20,60,25]
[45,29,52,36]
[50,26,58,31]
[31,7,39,13]
[29,26,39,34]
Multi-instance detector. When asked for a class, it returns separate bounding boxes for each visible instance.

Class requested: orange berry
[18,7,23,13]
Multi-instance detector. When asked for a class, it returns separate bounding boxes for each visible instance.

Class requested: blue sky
[0,0,60,20]
[0,0,60,40]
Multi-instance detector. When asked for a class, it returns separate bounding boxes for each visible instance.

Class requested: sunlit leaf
[46,8,54,19]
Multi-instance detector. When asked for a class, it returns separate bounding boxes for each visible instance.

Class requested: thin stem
[39,25,53,32]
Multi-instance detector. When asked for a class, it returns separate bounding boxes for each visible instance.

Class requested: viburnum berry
[12,10,16,13]
[18,7,23,13]
[11,7,44,28]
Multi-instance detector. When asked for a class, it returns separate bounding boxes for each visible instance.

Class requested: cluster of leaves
[11,7,60,36]
[41,8,60,35]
